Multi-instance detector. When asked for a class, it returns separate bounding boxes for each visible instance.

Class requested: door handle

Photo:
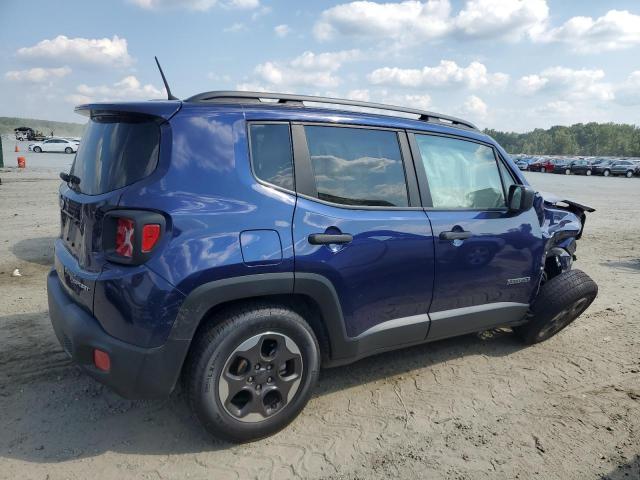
[439,230,472,241]
[308,233,353,245]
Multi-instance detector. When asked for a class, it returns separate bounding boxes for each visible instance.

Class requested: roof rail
[185,90,479,131]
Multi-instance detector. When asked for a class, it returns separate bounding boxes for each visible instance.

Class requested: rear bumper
[47,269,190,399]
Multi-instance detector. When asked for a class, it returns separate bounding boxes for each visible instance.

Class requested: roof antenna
[155,56,178,100]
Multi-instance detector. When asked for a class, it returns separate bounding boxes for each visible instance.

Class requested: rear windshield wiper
[59,172,81,189]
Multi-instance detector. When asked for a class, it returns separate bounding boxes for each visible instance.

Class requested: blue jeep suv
[48,91,598,442]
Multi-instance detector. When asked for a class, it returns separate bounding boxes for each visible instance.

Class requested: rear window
[71,116,160,195]
[249,123,294,190]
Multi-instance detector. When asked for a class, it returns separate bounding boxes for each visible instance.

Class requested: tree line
[484,123,640,157]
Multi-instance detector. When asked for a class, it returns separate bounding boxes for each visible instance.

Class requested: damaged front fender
[535,191,595,278]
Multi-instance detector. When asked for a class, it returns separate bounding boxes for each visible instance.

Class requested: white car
[29,138,79,154]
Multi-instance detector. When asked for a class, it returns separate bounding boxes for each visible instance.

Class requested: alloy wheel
[218,332,303,423]
[536,297,590,340]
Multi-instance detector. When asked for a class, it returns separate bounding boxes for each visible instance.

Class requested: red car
[529,158,558,173]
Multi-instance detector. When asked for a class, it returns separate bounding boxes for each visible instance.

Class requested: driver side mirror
[507,184,535,213]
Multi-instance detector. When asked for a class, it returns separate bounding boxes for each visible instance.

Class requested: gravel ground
[0,166,638,480]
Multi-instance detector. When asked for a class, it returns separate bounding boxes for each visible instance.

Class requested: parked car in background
[592,159,615,176]
[609,160,638,178]
[528,157,554,173]
[516,159,529,170]
[14,126,46,141]
[29,137,79,154]
[569,159,595,175]
[552,158,573,174]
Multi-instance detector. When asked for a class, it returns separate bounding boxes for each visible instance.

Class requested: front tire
[184,302,320,442]
[603,169,610,177]
[586,169,592,176]
[33,146,42,153]
[515,269,597,345]
[626,170,633,178]
[565,169,571,175]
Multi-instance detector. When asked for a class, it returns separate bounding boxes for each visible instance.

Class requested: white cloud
[315,2,640,54]
[5,66,71,83]
[252,49,361,89]
[343,89,433,112]
[516,67,614,101]
[346,89,371,102]
[462,95,488,117]
[615,71,640,106]
[224,22,246,32]
[227,0,259,8]
[66,76,163,103]
[516,74,548,95]
[314,0,548,44]
[17,35,132,67]
[368,60,508,90]
[130,0,259,10]
[314,0,452,42]
[535,10,640,53]
[289,50,361,71]
[274,24,291,38]
[455,0,548,39]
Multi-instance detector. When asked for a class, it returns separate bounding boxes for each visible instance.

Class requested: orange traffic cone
[17,156,26,168]
[15,144,20,152]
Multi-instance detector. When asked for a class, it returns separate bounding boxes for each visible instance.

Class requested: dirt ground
[0,165,638,480]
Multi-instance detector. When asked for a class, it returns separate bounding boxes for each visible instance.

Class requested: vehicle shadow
[600,455,640,480]
[11,236,56,266]
[600,259,640,273]
[0,310,525,463]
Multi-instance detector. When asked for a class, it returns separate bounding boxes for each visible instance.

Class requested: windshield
[70,116,160,195]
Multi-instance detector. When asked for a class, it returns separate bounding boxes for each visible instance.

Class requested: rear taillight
[104,210,166,265]
[115,218,135,258]
[142,224,161,252]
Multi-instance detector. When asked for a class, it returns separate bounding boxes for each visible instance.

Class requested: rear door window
[71,116,160,195]
[303,125,409,207]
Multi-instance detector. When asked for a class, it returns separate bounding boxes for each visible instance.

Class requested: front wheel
[515,269,597,345]
[603,169,610,177]
[184,303,320,442]
[586,169,592,176]
[626,170,634,178]
[33,146,42,153]
[565,169,571,175]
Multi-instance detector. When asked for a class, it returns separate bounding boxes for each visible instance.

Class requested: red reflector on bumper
[93,349,111,372]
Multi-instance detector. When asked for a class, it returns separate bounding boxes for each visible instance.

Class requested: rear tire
[184,302,320,442]
[586,169,592,176]
[603,169,610,177]
[65,147,73,154]
[626,171,633,178]
[565,169,571,175]
[515,269,597,345]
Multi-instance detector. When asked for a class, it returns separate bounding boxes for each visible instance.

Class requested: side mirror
[507,185,535,213]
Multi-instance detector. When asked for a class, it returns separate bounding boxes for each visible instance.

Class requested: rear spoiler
[74,101,182,121]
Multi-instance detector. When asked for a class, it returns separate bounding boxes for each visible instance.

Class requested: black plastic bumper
[47,270,190,399]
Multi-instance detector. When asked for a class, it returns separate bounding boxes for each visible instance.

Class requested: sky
[0,0,639,132]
